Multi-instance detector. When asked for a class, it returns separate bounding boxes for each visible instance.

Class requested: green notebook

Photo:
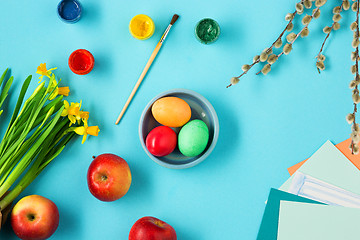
[256,188,324,240]
[278,201,360,240]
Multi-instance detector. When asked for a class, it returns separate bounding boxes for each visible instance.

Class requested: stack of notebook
[257,139,360,240]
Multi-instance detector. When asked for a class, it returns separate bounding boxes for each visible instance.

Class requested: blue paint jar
[57,0,82,23]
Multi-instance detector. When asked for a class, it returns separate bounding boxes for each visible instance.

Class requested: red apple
[129,216,177,240]
[11,195,59,240]
[87,153,131,202]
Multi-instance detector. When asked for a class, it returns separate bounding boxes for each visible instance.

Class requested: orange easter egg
[152,97,191,127]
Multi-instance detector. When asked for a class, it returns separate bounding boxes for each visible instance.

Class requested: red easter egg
[146,126,177,157]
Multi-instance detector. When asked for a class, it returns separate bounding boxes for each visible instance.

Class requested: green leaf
[38,132,75,174]
[0,112,54,184]
[2,96,64,152]
[0,76,32,154]
[8,75,32,127]
[0,76,13,109]
[0,84,54,166]
[0,68,9,88]
[0,105,64,197]
[0,88,44,159]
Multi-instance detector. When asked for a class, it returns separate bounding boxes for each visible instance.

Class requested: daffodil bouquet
[0,64,99,226]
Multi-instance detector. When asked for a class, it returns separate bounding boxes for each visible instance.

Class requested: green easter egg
[178,119,209,157]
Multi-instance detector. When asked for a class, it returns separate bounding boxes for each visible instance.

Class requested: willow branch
[315,2,344,73]
[352,0,360,154]
[226,3,304,88]
[318,3,343,55]
[254,8,319,75]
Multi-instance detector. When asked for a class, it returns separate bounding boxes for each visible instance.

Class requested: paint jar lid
[68,49,94,75]
[195,18,221,44]
[129,14,155,40]
[57,0,82,23]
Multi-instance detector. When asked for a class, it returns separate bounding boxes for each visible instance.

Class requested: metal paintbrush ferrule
[160,14,179,44]
[160,24,172,43]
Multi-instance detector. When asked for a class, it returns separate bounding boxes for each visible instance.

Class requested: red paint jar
[68,49,94,75]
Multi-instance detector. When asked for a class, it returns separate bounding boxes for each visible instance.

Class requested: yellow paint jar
[129,14,155,40]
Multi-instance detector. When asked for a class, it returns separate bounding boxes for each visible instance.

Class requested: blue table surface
[0,0,354,239]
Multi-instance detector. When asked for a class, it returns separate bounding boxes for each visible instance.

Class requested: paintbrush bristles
[170,14,179,25]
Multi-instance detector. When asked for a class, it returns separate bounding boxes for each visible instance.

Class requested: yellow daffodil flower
[71,100,89,123]
[74,119,100,144]
[76,111,89,124]
[61,100,80,126]
[48,74,70,100]
[36,63,57,81]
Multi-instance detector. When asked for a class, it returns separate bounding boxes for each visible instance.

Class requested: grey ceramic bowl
[139,89,219,169]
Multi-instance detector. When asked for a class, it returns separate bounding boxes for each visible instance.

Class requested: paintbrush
[115,14,180,125]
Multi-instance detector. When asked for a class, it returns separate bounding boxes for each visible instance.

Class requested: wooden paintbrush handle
[115,43,162,124]
[115,14,179,125]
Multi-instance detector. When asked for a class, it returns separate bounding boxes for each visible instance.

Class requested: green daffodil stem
[0,79,59,163]
[0,90,46,164]
[0,69,12,112]
[0,185,22,211]
[0,96,64,158]
[0,69,9,87]
[0,107,60,186]
[0,116,67,186]
[0,66,99,215]
[0,128,75,210]
[0,75,33,155]
[38,132,75,172]
[0,106,64,198]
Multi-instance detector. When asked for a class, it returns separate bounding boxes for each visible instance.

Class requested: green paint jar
[195,18,221,44]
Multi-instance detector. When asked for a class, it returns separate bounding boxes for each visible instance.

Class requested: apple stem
[92,156,96,159]
[27,213,35,221]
